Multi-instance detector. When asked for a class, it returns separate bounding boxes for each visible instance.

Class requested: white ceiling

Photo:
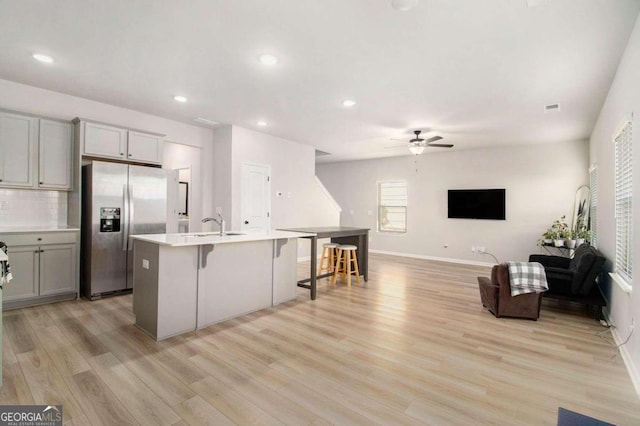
[0,0,638,163]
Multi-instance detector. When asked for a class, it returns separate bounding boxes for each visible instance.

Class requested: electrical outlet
[631,318,635,330]
[471,246,477,252]
[478,246,486,253]
[215,206,222,214]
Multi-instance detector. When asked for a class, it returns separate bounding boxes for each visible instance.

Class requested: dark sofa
[529,244,606,319]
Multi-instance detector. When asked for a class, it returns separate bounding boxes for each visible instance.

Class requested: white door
[241,163,271,232]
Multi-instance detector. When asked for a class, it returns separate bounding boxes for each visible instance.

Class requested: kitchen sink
[180,232,245,237]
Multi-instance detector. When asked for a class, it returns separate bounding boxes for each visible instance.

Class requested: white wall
[0,78,214,224]
[317,140,588,265]
[590,13,640,394]
[209,125,340,255]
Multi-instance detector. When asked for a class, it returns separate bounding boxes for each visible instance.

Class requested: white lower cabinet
[2,232,78,309]
[3,245,39,301]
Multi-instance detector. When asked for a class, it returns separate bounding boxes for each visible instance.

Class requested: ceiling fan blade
[426,135,443,143]
[427,143,454,148]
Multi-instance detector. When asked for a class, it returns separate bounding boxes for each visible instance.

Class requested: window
[378,181,407,233]
[614,121,632,286]
[589,165,597,247]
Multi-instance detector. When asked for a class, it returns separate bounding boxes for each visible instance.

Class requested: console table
[278,226,370,300]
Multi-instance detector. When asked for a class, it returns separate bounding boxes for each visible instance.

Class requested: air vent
[315,149,331,157]
[544,103,561,113]
[194,117,219,125]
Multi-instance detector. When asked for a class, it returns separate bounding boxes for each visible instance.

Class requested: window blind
[589,165,597,248]
[614,121,632,285]
[378,181,407,233]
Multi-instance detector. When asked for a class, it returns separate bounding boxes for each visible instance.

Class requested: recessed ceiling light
[342,99,356,108]
[259,54,278,66]
[32,53,54,63]
[174,95,188,103]
[391,0,419,11]
[257,120,268,127]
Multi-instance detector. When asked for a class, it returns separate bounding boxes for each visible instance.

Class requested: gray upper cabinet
[81,120,164,165]
[39,119,73,190]
[128,130,163,164]
[83,121,128,160]
[0,111,37,188]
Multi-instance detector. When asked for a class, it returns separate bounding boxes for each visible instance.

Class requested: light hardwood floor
[2,254,639,425]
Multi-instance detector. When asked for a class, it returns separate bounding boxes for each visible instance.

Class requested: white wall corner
[315,176,342,213]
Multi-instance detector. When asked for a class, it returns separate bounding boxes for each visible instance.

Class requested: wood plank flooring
[2,253,639,425]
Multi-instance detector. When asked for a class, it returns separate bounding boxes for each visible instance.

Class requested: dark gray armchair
[529,244,606,319]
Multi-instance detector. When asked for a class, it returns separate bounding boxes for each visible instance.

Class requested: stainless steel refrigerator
[81,161,170,299]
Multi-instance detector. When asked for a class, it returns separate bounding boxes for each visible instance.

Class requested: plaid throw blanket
[507,261,548,296]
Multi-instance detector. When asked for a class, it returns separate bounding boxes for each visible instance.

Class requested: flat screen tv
[448,189,506,220]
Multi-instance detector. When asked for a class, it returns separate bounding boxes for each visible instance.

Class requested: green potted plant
[542,229,554,245]
[551,215,569,247]
[565,229,577,249]
[576,228,589,246]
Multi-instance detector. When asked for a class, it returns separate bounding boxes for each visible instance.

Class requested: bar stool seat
[332,244,361,287]
[318,242,339,275]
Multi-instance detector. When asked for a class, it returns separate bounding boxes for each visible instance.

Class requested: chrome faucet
[202,213,226,235]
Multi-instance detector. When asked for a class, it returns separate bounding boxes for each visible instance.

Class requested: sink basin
[180,232,245,237]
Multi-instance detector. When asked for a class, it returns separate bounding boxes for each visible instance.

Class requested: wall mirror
[572,185,590,231]
[178,181,188,216]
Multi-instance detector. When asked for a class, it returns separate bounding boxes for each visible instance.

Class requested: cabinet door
[0,112,37,187]
[83,122,127,160]
[39,243,76,296]
[39,119,73,190]
[3,245,39,301]
[127,131,163,164]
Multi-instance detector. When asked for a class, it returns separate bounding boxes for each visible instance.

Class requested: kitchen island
[130,230,314,340]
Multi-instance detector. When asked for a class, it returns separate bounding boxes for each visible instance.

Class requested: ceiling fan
[404,130,453,154]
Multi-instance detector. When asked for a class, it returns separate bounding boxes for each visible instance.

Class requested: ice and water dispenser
[100,207,121,232]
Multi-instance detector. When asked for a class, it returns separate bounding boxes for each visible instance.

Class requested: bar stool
[332,244,361,287]
[318,242,339,275]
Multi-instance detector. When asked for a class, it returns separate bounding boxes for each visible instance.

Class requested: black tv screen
[448,189,506,220]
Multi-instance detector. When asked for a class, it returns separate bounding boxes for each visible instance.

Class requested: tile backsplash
[0,189,68,227]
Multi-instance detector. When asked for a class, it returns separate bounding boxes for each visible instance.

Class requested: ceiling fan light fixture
[391,0,419,12]
[409,144,425,155]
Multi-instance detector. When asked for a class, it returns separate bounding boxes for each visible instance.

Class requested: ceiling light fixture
[408,145,425,155]
[32,53,54,63]
[342,99,356,108]
[391,0,419,12]
[259,54,278,66]
[174,95,188,103]
[257,120,268,127]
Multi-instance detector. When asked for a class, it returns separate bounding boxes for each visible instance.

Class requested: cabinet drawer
[1,231,78,247]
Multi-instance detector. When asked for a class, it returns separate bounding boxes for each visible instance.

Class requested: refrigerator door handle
[122,183,129,251]
[128,183,135,251]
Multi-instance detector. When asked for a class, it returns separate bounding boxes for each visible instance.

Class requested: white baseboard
[604,308,640,398]
[299,250,494,267]
[369,249,495,267]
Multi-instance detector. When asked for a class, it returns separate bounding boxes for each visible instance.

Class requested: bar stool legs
[331,245,361,287]
[318,243,339,276]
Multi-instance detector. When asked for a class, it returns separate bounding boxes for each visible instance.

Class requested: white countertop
[130,230,316,247]
[0,226,80,234]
